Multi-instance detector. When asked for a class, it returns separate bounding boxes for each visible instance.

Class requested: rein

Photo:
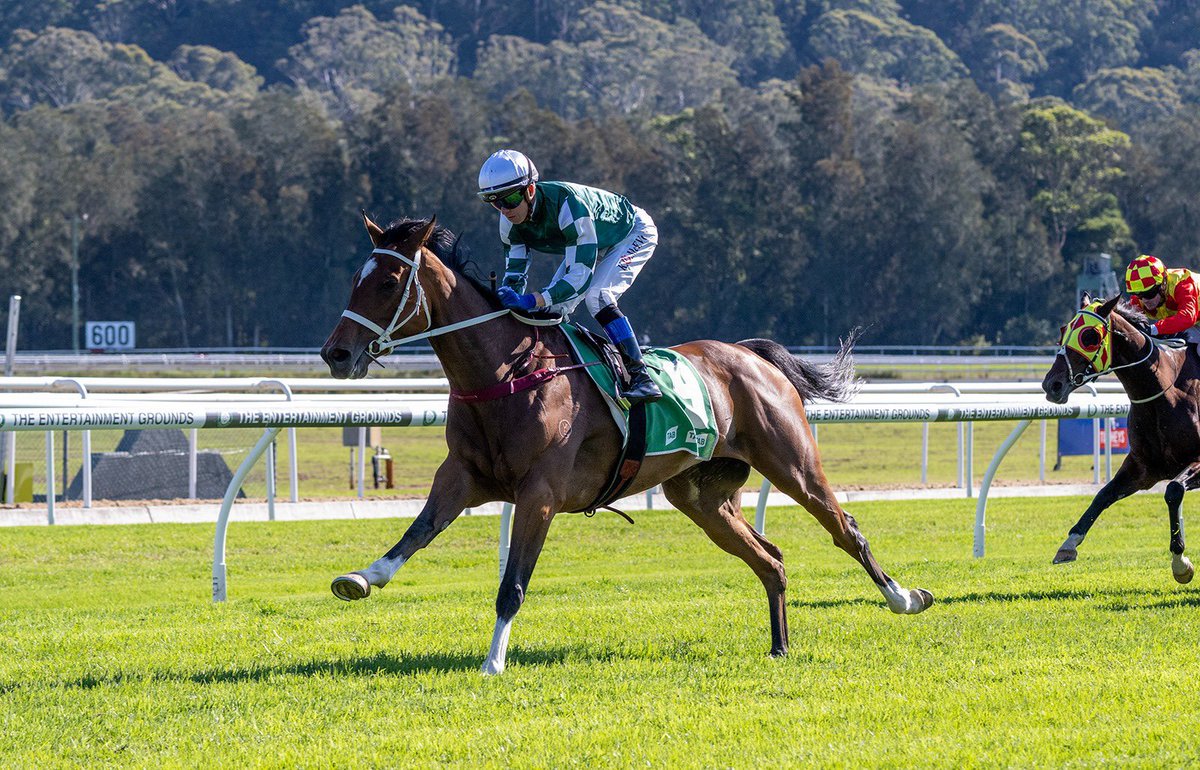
[1127,338,1170,404]
[340,246,594,401]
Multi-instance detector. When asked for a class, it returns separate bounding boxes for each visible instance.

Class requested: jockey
[477,149,662,404]
[1125,254,1200,338]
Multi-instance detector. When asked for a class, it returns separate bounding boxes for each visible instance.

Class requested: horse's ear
[416,215,437,248]
[1079,291,1094,308]
[1097,295,1121,318]
[362,209,385,247]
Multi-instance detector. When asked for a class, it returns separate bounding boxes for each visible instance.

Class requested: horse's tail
[736,328,862,404]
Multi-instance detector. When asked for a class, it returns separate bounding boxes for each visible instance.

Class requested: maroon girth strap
[449,324,645,524]
[448,326,599,403]
[450,362,598,402]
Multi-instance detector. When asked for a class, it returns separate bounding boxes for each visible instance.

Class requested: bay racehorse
[320,214,933,674]
[1042,293,1199,583]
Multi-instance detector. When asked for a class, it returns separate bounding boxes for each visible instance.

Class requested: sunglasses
[1135,287,1161,301]
[481,188,527,210]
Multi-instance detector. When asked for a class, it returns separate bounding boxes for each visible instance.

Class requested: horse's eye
[1078,327,1102,351]
[380,276,399,292]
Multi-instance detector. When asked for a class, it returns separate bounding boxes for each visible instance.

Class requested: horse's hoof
[331,572,371,601]
[1053,549,1078,564]
[1173,557,1195,585]
[481,659,505,676]
[895,588,934,614]
[768,646,788,658]
[888,587,934,614]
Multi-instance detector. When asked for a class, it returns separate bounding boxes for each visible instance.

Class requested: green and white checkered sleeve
[499,216,529,292]
[542,196,597,306]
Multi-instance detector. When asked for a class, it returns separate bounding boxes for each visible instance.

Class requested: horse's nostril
[328,348,350,363]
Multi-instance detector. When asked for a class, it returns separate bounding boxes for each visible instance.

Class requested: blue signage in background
[1057,417,1129,456]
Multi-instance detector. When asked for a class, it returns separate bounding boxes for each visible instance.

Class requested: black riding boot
[599,308,662,405]
[614,336,662,405]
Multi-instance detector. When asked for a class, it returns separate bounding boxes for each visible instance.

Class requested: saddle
[502,311,718,517]
[559,322,649,514]
[1154,327,1197,361]
[495,311,647,515]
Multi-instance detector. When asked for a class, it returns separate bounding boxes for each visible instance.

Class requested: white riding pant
[546,207,657,318]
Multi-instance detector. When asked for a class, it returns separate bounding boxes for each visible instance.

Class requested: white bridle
[341,248,434,356]
[340,246,557,356]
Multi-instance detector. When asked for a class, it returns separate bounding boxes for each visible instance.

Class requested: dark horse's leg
[1053,460,1147,563]
[661,459,790,657]
[483,479,557,675]
[1165,463,1200,584]
[331,456,477,600]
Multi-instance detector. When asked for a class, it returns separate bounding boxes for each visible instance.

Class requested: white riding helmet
[477,149,539,203]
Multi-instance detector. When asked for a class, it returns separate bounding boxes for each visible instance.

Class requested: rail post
[3,295,19,504]
[45,430,55,525]
[498,502,514,580]
[188,428,198,499]
[755,478,771,534]
[974,420,1033,557]
[213,426,282,602]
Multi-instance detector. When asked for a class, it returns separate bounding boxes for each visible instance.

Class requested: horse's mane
[381,217,504,310]
[1112,298,1154,334]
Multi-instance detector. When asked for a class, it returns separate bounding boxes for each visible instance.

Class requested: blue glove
[1149,323,1159,336]
[497,286,538,311]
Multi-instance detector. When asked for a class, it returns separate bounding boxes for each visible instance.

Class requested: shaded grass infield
[3,495,1200,767]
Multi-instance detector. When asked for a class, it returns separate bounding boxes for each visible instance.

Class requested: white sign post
[84,321,136,351]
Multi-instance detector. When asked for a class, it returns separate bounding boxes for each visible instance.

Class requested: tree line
[2,1,1200,349]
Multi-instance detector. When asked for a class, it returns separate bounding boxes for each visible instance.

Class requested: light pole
[70,213,88,353]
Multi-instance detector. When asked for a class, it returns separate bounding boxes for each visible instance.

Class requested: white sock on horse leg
[482,616,514,676]
[361,555,406,587]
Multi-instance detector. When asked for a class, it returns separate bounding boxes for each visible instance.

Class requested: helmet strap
[515,183,536,224]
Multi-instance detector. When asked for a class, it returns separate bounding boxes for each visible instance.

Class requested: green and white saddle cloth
[560,323,717,462]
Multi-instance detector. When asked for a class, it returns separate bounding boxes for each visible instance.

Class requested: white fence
[0,376,1128,507]
[0,376,451,507]
[0,378,1134,600]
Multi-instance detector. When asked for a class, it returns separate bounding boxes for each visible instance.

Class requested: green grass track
[3,495,1199,767]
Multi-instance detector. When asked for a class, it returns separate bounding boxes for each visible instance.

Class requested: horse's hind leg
[661,459,790,656]
[1165,463,1200,584]
[743,429,932,614]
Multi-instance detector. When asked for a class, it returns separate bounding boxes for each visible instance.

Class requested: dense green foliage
[3,2,1200,349]
[4,497,1200,765]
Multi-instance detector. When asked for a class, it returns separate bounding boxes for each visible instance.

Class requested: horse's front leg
[483,479,558,676]
[331,456,478,600]
[1165,463,1200,584]
[1054,462,1145,563]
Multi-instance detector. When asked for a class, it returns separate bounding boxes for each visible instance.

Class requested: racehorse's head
[1042,293,1121,404]
[320,212,437,379]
